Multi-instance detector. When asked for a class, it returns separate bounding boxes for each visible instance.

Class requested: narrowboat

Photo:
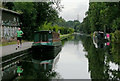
[32,31,62,60]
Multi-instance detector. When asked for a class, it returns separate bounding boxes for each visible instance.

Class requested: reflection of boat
[93,37,110,48]
[32,45,61,60]
[32,52,60,72]
[32,31,62,60]
[93,31,110,48]
[40,54,60,71]
[93,31,106,41]
[32,40,61,71]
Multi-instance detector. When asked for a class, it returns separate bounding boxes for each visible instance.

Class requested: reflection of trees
[14,57,59,81]
[111,43,120,64]
[85,39,106,79]
[73,34,80,45]
[15,34,120,80]
[76,34,120,80]
[61,35,74,46]
[74,34,105,79]
[19,61,57,80]
[108,43,120,80]
[14,49,62,80]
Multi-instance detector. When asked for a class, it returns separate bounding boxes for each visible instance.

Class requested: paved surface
[0,42,33,57]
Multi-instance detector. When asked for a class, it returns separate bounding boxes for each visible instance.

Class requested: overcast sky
[59,0,89,22]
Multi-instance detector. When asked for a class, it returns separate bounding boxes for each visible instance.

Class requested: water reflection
[2,34,120,80]
[78,34,120,80]
[55,34,90,79]
[13,46,62,80]
[93,35,110,49]
[61,35,74,46]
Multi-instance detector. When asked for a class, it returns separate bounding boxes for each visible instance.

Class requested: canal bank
[1,42,33,68]
[0,33,72,81]
[1,33,72,65]
[1,42,32,57]
[60,33,73,40]
[0,42,32,81]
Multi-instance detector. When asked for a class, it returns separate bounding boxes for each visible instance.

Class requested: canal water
[54,36,90,79]
[6,34,120,80]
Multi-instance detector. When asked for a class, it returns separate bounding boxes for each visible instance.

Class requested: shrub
[111,30,120,43]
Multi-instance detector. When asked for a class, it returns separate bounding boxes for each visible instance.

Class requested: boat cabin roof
[34,30,51,33]
[34,31,59,35]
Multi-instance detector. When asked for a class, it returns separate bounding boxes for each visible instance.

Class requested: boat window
[34,33,39,42]
[39,34,42,41]
[48,33,52,42]
[41,33,48,42]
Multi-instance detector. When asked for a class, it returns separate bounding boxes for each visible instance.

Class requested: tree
[10,2,62,40]
[80,2,120,34]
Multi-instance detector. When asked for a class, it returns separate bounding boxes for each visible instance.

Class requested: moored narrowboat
[32,30,62,59]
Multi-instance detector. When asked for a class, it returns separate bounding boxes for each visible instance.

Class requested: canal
[4,34,120,80]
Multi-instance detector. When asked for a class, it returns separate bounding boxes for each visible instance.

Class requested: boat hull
[31,45,62,60]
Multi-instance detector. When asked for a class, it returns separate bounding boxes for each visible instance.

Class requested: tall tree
[80,2,120,34]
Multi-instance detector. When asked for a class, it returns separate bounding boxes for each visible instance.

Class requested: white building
[0,8,21,42]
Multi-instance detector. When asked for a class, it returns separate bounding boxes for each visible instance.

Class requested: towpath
[0,42,33,57]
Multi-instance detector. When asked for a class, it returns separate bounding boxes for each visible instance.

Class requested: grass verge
[0,40,29,46]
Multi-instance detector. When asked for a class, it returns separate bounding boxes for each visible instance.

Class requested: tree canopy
[79,2,120,34]
[3,2,65,40]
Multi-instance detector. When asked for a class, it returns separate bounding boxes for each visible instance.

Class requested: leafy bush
[111,30,120,43]
[39,22,74,35]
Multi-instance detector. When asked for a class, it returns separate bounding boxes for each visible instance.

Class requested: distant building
[0,8,21,42]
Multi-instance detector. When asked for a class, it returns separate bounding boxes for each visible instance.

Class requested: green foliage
[80,2,120,34]
[39,22,74,35]
[111,30,120,43]
[3,2,62,40]
[54,17,80,32]
[34,2,58,26]
[110,43,120,64]
[2,2,14,9]
[4,2,76,40]
[110,33,114,42]
[13,2,37,40]
[112,18,120,31]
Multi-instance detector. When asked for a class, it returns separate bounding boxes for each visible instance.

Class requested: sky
[59,0,89,22]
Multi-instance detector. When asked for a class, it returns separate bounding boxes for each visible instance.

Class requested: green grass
[0,40,28,46]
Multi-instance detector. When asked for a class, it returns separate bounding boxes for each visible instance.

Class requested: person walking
[16,28,24,48]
